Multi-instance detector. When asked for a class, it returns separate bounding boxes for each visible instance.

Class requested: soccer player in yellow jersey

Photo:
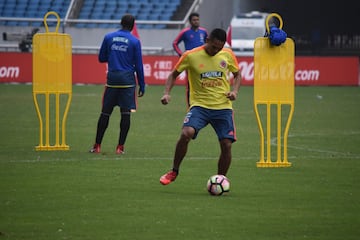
[160,28,242,185]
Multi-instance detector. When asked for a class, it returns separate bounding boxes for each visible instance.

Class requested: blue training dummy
[268,26,287,46]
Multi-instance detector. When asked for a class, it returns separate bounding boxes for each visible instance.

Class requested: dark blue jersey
[173,27,208,56]
[99,29,145,92]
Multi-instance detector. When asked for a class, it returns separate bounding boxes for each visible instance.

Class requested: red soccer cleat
[89,143,101,153]
[160,170,178,185]
[116,145,125,154]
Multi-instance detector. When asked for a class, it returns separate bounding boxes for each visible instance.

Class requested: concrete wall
[0,26,177,47]
[197,0,234,31]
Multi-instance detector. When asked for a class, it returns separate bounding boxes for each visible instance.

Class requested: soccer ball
[207,174,230,196]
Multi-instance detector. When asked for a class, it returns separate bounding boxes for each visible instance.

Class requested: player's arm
[172,39,183,56]
[134,40,145,97]
[226,70,242,101]
[172,30,186,56]
[161,70,181,105]
[98,36,108,63]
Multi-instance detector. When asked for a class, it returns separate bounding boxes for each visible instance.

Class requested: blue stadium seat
[91,12,103,19]
[31,0,41,5]
[6,21,19,26]
[18,21,30,27]
[31,22,43,27]
[13,9,25,17]
[92,7,103,14]
[27,5,38,11]
[117,2,127,8]
[52,2,63,8]
[24,10,35,17]
[16,3,27,10]
[106,1,117,8]
[137,13,150,20]
[159,12,173,20]
[79,12,91,19]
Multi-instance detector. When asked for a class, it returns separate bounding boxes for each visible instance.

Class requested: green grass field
[0,84,359,240]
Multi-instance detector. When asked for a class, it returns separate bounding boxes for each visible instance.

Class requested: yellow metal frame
[33,92,72,151]
[32,11,72,151]
[253,13,295,167]
[254,102,294,167]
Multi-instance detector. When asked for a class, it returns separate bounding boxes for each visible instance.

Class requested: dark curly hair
[121,14,135,31]
[209,28,227,43]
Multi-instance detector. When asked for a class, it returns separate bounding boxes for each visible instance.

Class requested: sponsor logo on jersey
[200,71,223,79]
[112,37,129,43]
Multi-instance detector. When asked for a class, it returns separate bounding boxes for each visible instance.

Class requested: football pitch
[0,84,359,240]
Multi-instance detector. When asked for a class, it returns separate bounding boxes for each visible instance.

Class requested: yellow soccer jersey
[176,46,239,110]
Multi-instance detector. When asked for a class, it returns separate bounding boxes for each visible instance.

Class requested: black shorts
[102,86,136,112]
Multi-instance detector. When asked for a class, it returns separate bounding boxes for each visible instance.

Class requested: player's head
[121,14,135,31]
[204,28,227,56]
[188,12,200,28]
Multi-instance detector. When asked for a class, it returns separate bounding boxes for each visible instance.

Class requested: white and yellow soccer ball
[206,174,230,196]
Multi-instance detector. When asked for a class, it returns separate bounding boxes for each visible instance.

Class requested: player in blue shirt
[90,14,145,154]
[172,12,208,56]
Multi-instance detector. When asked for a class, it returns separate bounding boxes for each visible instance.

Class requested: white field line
[3,132,360,163]
[3,156,257,163]
[3,153,360,164]
[268,131,360,157]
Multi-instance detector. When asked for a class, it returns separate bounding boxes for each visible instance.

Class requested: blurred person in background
[89,14,145,154]
[173,12,208,56]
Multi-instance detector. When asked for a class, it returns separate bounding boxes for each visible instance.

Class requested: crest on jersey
[219,60,227,69]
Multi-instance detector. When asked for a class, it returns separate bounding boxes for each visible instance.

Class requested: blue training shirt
[98,29,145,92]
[172,27,208,56]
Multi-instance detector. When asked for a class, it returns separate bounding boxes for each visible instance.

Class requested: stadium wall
[0,26,180,52]
[197,0,234,31]
[0,53,358,86]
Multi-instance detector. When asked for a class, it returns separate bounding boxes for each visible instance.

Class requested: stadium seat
[137,13,150,20]
[91,12,103,19]
[27,4,38,11]
[18,21,29,27]
[31,22,43,27]
[14,9,25,17]
[6,21,19,26]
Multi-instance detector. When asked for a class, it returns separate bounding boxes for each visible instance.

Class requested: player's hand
[226,91,237,101]
[138,89,144,97]
[161,94,171,105]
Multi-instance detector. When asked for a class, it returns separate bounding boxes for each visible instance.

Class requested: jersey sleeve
[98,35,109,63]
[174,51,190,73]
[134,39,145,91]
[172,29,187,56]
[224,48,239,73]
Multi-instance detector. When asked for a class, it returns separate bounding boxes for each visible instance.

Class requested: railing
[0,42,175,55]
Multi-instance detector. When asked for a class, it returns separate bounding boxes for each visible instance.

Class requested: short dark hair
[188,12,199,22]
[209,28,227,42]
[121,14,135,31]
